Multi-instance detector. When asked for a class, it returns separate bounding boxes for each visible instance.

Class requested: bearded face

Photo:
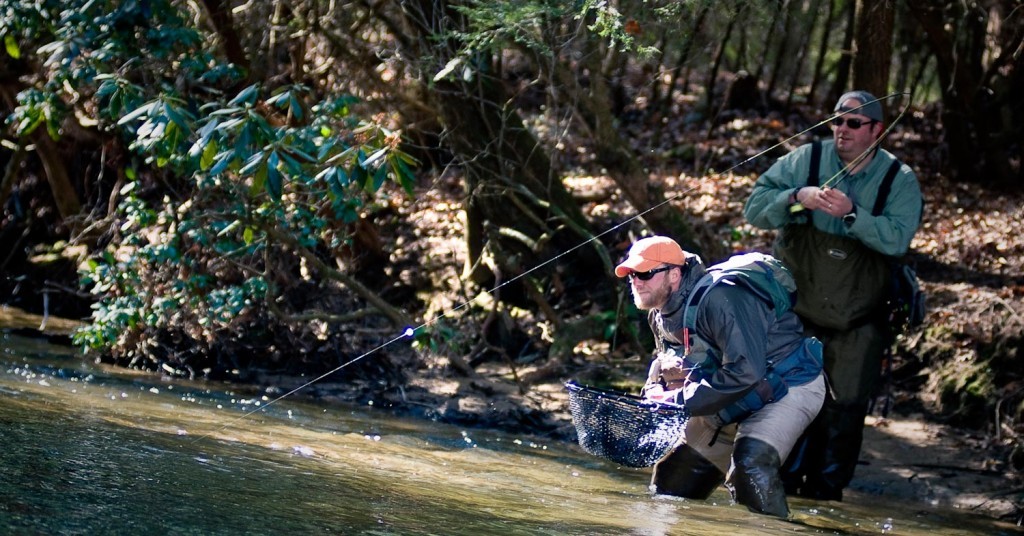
[630,268,675,310]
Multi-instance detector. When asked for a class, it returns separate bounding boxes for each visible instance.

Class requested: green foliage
[443,0,680,79]
[2,0,417,364]
[74,77,418,358]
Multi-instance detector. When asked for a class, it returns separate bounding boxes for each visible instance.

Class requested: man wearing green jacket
[743,90,923,500]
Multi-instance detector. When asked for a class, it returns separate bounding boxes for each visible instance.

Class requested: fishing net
[565,381,690,468]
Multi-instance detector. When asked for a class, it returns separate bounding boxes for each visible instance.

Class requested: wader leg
[788,318,884,501]
[800,403,867,501]
[728,437,789,518]
[780,412,826,495]
[651,443,726,500]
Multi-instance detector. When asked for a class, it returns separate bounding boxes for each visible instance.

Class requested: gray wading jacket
[648,262,808,417]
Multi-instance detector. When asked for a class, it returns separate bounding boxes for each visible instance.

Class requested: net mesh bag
[565,380,690,468]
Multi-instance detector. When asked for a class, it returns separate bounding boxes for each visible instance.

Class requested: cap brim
[614,257,662,278]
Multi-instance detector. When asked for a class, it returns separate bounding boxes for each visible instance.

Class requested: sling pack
[683,252,797,326]
[775,140,924,332]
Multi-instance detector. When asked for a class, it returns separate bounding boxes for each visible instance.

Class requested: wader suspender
[806,140,902,216]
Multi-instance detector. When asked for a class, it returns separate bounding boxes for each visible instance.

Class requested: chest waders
[775,141,903,501]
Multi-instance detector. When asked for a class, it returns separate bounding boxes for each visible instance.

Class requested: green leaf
[163,102,193,135]
[229,84,259,106]
[278,151,303,175]
[265,90,290,107]
[362,148,388,169]
[351,163,367,189]
[5,34,21,59]
[369,164,387,192]
[433,57,463,82]
[250,162,267,195]
[16,115,43,136]
[117,101,157,125]
[243,227,254,245]
[334,167,349,187]
[391,156,416,194]
[209,150,235,176]
[218,220,241,237]
[240,152,265,175]
[289,94,304,121]
[200,139,218,170]
[266,165,282,200]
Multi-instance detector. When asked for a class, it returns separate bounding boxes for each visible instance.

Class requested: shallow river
[0,331,1012,535]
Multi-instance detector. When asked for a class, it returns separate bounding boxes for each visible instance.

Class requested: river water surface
[0,331,1012,535]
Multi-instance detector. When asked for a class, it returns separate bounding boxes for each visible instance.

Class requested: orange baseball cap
[614,236,689,277]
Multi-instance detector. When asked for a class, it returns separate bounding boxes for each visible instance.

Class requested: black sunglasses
[831,117,877,130]
[628,265,674,282]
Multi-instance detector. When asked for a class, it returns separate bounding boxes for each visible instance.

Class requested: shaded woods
[1,0,1022,504]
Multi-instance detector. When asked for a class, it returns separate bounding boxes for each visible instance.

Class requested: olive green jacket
[743,139,922,257]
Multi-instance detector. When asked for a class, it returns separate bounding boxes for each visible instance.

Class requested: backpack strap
[807,140,821,187]
[676,274,717,355]
[871,159,902,216]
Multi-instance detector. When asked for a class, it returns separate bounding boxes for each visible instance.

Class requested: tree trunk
[660,3,710,114]
[808,0,838,107]
[197,0,252,82]
[0,75,81,224]
[754,1,783,83]
[827,0,857,105]
[852,0,895,116]
[784,0,819,110]
[398,0,609,301]
[905,0,1020,186]
[704,6,739,116]
[766,0,795,100]
[540,31,698,249]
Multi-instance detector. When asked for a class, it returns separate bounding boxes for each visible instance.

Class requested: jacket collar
[659,261,707,319]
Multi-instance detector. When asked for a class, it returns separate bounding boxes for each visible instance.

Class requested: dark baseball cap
[834,90,883,122]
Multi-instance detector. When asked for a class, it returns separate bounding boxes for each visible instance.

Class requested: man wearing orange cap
[615,235,825,518]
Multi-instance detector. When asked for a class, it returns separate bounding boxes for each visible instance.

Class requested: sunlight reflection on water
[0,331,1014,535]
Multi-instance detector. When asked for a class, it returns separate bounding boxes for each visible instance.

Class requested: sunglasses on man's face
[831,116,877,130]
[628,265,674,282]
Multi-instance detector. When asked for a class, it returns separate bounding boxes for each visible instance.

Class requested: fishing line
[195,91,909,442]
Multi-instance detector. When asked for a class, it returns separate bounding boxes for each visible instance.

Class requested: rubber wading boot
[651,443,725,499]
[728,437,789,518]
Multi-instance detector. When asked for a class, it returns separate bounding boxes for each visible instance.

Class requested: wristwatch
[842,209,857,226]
